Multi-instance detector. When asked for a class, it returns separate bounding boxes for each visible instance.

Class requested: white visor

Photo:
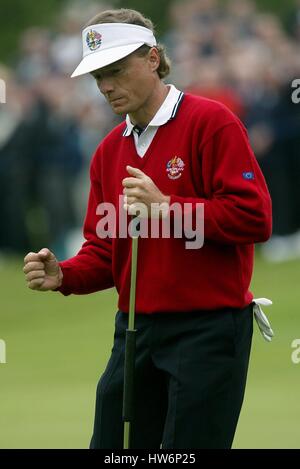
[71,23,157,78]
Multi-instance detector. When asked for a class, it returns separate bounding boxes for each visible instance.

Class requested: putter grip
[122,329,137,422]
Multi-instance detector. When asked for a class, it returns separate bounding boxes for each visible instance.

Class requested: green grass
[233,254,300,449]
[0,254,299,448]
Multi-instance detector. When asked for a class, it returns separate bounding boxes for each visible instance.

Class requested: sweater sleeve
[170,121,272,245]
[56,154,114,295]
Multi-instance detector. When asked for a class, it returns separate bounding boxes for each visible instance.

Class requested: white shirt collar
[123,84,184,137]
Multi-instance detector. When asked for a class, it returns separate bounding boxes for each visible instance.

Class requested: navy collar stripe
[170,92,184,120]
[122,126,129,137]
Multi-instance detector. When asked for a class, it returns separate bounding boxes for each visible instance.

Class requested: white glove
[253,298,274,342]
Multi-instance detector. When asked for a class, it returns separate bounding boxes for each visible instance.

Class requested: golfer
[23,8,272,449]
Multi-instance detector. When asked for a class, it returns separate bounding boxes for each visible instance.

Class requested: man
[23,9,272,449]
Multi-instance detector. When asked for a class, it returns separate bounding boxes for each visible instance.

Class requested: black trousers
[90,304,253,449]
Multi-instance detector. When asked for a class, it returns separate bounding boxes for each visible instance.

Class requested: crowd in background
[1,0,300,261]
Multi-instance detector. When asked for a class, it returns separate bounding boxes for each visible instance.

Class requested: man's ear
[149,47,160,72]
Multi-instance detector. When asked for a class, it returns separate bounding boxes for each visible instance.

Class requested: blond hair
[85,8,171,79]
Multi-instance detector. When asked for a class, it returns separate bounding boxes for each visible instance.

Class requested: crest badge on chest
[166,156,185,180]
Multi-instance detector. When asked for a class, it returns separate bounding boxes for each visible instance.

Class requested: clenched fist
[23,248,63,291]
[122,166,170,217]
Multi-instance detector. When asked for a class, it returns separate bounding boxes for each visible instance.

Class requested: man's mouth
[110,97,123,104]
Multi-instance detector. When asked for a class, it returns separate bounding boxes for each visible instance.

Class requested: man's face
[90,48,159,116]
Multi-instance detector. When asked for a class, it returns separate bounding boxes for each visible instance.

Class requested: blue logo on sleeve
[243,172,254,180]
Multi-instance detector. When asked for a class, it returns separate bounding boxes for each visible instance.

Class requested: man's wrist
[162,195,171,205]
[158,194,170,219]
[54,267,64,290]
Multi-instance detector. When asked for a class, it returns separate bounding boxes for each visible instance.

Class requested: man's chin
[110,102,129,115]
[113,107,127,115]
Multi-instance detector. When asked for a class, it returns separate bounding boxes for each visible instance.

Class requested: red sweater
[57,93,272,314]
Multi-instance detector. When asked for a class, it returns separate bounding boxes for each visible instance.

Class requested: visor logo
[86,30,102,51]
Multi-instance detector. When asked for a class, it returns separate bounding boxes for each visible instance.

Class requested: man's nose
[97,77,114,94]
